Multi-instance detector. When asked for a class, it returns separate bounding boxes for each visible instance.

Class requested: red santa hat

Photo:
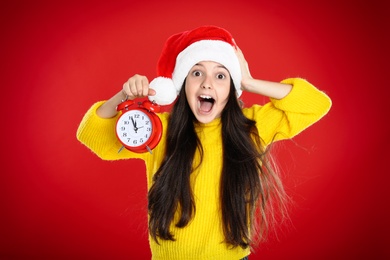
[149,25,242,105]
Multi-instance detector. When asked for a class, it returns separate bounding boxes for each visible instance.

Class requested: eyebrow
[194,63,228,70]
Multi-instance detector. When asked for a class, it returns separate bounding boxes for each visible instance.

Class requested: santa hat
[149,25,242,105]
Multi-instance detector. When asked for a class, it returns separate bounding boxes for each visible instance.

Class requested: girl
[76,26,332,259]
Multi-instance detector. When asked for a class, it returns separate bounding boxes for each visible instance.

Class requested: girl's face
[185,61,231,124]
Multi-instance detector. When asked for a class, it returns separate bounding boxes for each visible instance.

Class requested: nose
[201,75,213,89]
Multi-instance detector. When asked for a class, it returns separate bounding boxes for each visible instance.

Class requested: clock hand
[130,116,136,127]
[134,119,138,133]
[130,116,139,133]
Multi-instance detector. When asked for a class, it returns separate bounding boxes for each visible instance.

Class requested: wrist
[121,89,128,102]
[96,90,126,118]
[240,77,256,92]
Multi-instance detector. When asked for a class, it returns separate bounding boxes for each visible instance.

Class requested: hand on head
[234,45,253,91]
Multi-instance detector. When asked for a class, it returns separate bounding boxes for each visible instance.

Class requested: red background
[1,0,389,259]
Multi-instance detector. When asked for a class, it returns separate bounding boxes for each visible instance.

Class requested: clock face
[116,110,153,148]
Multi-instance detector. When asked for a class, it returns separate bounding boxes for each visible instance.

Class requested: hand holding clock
[94,74,162,154]
[96,74,156,119]
[122,74,156,101]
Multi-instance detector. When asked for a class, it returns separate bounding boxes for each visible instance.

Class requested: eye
[192,70,202,77]
[216,73,226,79]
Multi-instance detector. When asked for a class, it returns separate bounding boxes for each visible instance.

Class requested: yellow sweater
[76,78,331,259]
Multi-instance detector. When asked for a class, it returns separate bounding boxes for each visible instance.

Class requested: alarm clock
[116,99,162,154]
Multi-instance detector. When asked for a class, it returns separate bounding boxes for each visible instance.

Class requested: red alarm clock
[116,99,162,154]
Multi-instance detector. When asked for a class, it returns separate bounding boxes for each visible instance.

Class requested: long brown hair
[148,79,288,248]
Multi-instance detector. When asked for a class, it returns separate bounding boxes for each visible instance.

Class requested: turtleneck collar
[194,117,221,129]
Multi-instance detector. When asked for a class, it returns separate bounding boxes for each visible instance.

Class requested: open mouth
[198,95,215,113]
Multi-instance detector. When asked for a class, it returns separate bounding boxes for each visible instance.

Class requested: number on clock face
[116,110,153,147]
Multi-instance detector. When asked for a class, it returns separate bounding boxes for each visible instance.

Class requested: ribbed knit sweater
[76,78,331,259]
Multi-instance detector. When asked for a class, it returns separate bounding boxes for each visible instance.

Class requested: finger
[134,77,144,96]
[129,78,140,98]
[123,75,151,100]
[123,81,133,98]
[148,88,156,96]
[141,77,150,97]
[235,47,244,59]
[232,38,238,49]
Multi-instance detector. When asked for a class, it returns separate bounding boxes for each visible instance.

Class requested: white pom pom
[148,77,178,105]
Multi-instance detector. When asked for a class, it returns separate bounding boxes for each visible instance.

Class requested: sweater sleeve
[76,101,147,160]
[243,78,332,146]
